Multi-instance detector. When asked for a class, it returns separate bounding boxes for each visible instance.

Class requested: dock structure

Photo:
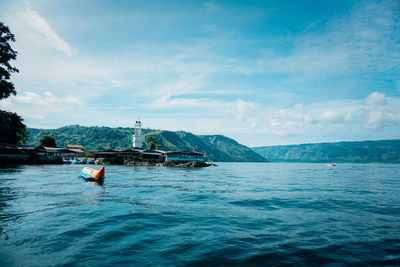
[90,149,205,165]
[0,142,207,165]
[0,143,82,164]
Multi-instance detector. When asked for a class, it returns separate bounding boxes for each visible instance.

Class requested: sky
[0,0,399,147]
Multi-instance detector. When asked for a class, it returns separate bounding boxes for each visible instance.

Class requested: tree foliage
[39,135,57,147]
[146,135,160,150]
[0,110,28,144]
[0,22,19,100]
[0,22,27,145]
[252,140,400,163]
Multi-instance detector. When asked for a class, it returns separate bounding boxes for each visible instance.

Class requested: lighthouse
[132,119,143,149]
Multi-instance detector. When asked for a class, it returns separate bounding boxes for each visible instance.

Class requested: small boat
[71,158,81,164]
[87,159,95,164]
[95,158,104,165]
[80,166,105,181]
[63,158,72,164]
[327,163,336,167]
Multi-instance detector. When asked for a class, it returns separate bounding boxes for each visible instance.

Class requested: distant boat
[63,158,72,164]
[327,163,336,167]
[80,166,105,181]
[87,159,95,164]
[71,158,81,164]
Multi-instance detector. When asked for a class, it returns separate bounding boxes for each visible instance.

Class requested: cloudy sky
[0,0,399,146]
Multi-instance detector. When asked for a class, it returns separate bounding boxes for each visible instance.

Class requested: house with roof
[164,151,205,162]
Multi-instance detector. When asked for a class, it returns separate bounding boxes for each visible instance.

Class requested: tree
[0,110,28,144]
[39,135,57,147]
[0,22,27,144]
[146,135,161,150]
[0,22,19,100]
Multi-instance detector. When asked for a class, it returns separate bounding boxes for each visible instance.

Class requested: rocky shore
[124,160,216,167]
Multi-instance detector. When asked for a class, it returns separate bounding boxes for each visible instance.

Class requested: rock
[162,161,214,167]
[123,160,215,167]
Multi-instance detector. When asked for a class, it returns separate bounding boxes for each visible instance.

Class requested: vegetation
[27,125,267,162]
[39,135,57,147]
[252,140,400,163]
[0,22,27,144]
[146,135,161,150]
[0,22,19,99]
[0,110,28,144]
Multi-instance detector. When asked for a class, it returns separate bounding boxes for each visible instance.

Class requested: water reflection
[0,165,24,174]
[86,180,104,187]
[81,182,106,204]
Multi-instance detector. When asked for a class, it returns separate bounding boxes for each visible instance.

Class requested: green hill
[27,125,266,162]
[252,140,400,163]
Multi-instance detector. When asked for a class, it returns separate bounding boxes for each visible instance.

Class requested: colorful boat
[327,163,336,166]
[80,166,105,181]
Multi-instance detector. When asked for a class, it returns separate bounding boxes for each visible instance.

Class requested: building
[67,144,84,153]
[132,119,143,149]
[0,143,35,163]
[93,149,142,164]
[165,151,205,162]
[141,150,164,162]
[0,143,81,164]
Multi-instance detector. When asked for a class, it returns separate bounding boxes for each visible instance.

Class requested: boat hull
[80,166,105,181]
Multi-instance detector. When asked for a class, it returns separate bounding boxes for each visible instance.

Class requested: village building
[67,144,84,153]
[165,151,205,162]
[0,143,81,164]
[92,149,142,164]
[141,150,164,162]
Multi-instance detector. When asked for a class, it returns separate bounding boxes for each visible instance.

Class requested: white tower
[132,119,143,149]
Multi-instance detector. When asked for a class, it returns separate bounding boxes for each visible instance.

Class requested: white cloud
[234,99,258,121]
[18,9,76,56]
[230,93,400,136]
[365,109,400,130]
[13,91,56,106]
[151,75,205,98]
[12,91,84,107]
[65,96,84,106]
[255,0,400,78]
[148,96,229,111]
[366,91,387,105]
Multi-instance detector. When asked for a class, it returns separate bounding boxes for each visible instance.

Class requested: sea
[0,163,399,266]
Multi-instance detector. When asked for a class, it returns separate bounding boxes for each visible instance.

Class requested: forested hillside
[27,125,266,162]
[253,140,400,163]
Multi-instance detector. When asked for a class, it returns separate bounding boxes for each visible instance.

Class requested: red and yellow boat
[80,166,105,181]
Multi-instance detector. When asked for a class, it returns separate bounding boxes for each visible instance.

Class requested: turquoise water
[0,163,399,266]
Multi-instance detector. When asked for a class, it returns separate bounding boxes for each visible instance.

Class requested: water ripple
[0,163,399,266]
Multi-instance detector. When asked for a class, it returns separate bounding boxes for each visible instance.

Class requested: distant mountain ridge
[252,139,400,163]
[27,125,266,162]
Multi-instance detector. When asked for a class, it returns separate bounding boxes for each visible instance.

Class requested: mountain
[27,125,266,162]
[252,140,400,163]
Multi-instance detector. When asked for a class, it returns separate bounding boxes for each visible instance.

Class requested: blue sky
[0,0,399,146]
